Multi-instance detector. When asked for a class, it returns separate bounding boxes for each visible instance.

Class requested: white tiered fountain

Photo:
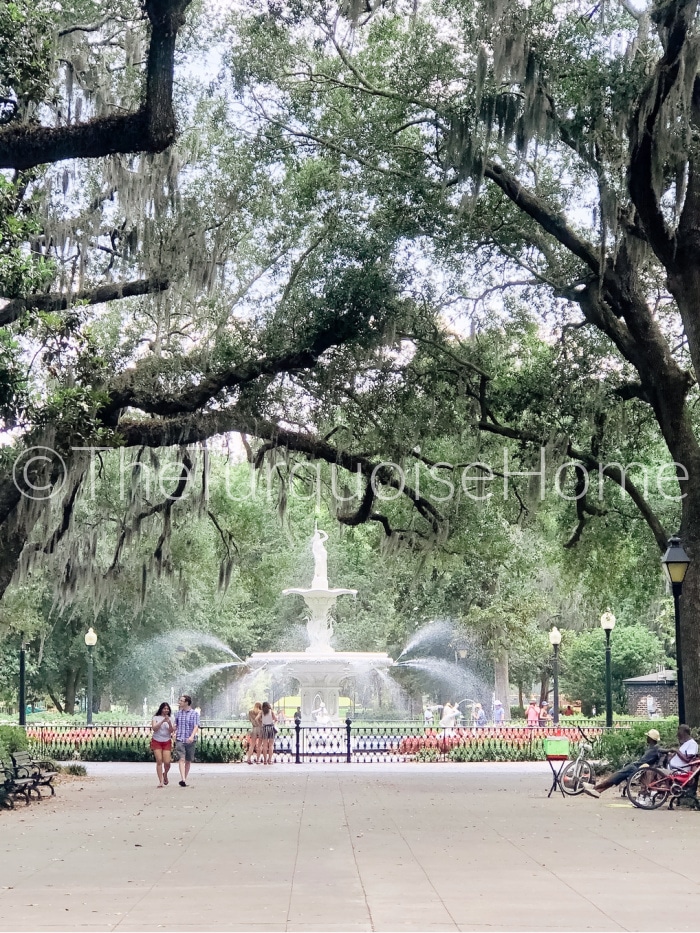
[246,529,393,724]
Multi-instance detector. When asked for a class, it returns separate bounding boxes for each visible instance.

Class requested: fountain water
[246,528,393,724]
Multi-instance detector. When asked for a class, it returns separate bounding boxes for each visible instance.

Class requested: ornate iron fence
[24,721,618,764]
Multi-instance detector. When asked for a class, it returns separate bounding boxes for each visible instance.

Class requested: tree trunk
[63,665,82,715]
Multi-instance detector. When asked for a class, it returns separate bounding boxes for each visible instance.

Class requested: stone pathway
[0,761,698,931]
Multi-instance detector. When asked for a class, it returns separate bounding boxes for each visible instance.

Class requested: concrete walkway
[1,761,699,932]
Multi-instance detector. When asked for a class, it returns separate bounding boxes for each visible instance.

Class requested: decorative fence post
[295,719,301,764]
[346,718,352,763]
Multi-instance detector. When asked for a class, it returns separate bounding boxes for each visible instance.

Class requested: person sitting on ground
[665,724,699,773]
[583,729,665,798]
[563,705,574,716]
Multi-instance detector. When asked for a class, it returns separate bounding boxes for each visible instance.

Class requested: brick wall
[625,683,678,717]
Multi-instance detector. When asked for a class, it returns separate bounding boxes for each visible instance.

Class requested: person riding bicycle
[582,729,665,798]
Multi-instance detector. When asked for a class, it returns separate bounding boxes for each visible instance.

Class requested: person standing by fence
[527,700,539,728]
[246,702,262,764]
[260,702,278,765]
[175,694,199,787]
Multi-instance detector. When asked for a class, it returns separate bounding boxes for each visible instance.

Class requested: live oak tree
[225,0,700,724]
[4,0,699,723]
[0,0,447,620]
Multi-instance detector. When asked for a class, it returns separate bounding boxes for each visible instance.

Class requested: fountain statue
[281,526,358,655]
[246,528,393,724]
[311,528,329,589]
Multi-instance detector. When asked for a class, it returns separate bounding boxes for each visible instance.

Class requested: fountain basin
[247,650,393,724]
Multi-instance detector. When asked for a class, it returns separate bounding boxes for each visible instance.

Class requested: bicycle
[560,729,595,795]
[626,756,700,810]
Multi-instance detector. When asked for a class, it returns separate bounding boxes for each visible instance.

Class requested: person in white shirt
[667,724,699,773]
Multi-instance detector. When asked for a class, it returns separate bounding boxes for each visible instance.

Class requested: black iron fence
[24,721,624,764]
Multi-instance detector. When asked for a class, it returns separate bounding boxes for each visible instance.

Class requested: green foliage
[0,173,55,322]
[0,724,28,762]
[595,721,680,771]
[62,762,87,776]
[0,0,52,112]
[195,739,245,763]
[414,746,440,762]
[78,740,151,763]
[562,625,668,715]
[448,742,535,762]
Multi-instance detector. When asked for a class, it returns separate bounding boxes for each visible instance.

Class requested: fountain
[246,528,393,724]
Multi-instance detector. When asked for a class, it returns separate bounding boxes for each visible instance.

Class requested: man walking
[175,694,199,787]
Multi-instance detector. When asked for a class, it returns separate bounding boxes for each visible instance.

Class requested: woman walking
[246,702,262,764]
[151,702,175,787]
[260,701,278,765]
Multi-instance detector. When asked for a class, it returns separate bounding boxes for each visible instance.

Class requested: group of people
[245,701,278,765]
[526,699,555,726]
[425,700,505,730]
[582,724,699,798]
[149,694,200,788]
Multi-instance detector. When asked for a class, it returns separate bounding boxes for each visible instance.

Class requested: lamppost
[84,627,97,726]
[548,627,561,725]
[661,534,691,723]
[18,636,26,727]
[600,610,616,727]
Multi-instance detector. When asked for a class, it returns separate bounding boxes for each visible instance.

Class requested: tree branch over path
[0,277,170,327]
[117,409,444,534]
[102,311,381,420]
[628,0,697,266]
[483,161,600,273]
[476,419,669,550]
[0,0,193,170]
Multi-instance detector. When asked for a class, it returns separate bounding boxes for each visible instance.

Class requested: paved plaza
[1,761,699,932]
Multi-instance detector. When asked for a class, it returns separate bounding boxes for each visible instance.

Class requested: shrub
[66,763,87,775]
[510,706,525,720]
[63,763,87,776]
[415,747,440,762]
[197,740,245,763]
[0,725,28,761]
[595,721,680,771]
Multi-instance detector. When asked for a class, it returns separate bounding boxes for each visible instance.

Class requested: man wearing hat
[583,729,665,797]
[493,700,505,724]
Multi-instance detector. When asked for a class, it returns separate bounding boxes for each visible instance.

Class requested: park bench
[11,751,57,796]
[0,759,36,807]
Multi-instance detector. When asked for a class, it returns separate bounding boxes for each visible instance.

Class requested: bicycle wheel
[627,767,669,810]
[561,759,594,795]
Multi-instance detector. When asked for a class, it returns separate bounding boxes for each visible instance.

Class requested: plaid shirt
[175,707,200,742]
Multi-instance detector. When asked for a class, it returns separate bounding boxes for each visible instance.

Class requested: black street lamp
[548,627,561,725]
[661,534,691,723]
[18,637,26,727]
[84,627,97,726]
[600,610,616,727]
